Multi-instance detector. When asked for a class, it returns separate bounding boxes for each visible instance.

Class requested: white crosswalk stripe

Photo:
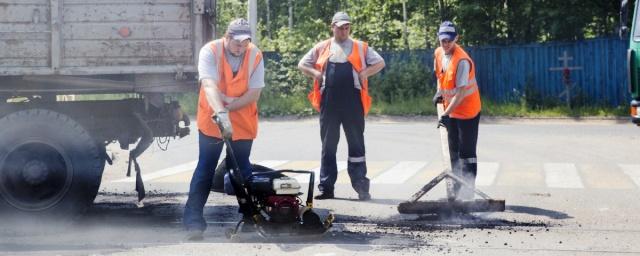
[619,164,640,188]
[544,163,584,188]
[294,161,347,183]
[476,162,499,186]
[371,161,427,184]
[112,160,199,183]
[256,160,289,169]
[106,160,640,189]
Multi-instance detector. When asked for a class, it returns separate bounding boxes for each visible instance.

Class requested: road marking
[619,164,640,188]
[337,161,396,184]
[108,160,640,190]
[295,161,346,183]
[112,160,198,183]
[580,164,635,189]
[544,163,584,188]
[495,162,544,187]
[407,161,442,184]
[476,162,499,187]
[256,160,289,169]
[371,161,427,184]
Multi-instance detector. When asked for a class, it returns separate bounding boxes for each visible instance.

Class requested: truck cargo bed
[0,0,208,76]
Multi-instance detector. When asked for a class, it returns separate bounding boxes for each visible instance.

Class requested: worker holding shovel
[433,21,482,200]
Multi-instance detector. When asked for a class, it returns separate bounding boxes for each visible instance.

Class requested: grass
[97,92,626,118]
[482,100,628,118]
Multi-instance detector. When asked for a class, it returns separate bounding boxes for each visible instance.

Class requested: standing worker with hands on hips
[298,12,385,201]
[183,18,265,241]
[433,21,482,200]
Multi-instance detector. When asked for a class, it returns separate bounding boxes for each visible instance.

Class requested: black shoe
[185,230,204,241]
[358,192,371,201]
[314,192,334,200]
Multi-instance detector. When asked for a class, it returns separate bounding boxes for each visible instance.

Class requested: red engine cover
[265,196,300,223]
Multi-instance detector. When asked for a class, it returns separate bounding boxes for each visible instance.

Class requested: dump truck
[0,0,216,216]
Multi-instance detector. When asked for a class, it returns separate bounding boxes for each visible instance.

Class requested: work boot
[358,192,371,201]
[184,230,204,241]
[314,192,334,200]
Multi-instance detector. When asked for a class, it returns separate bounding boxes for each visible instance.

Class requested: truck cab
[627,0,640,124]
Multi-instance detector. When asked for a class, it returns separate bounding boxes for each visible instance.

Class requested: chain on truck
[0,0,218,216]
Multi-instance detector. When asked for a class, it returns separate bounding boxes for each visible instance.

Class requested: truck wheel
[0,109,105,217]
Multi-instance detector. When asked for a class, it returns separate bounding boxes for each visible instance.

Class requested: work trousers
[183,131,253,231]
[318,61,370,195]
[448,113,480,199]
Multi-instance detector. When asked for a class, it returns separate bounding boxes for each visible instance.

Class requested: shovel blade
[398,199,505,214]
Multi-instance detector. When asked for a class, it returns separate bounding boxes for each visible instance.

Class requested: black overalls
[318,60,370,195]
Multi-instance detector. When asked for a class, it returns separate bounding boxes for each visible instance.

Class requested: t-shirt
[299,38,384,87]
[436,54,470,88]
[197,42,265,89]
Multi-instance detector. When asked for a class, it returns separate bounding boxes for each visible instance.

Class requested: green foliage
[369,55,435,103]
[200,0,629,117]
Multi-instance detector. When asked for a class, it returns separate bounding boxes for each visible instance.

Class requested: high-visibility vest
[196,39,263,140]
[307,39,372,115]
[434,44,481,119]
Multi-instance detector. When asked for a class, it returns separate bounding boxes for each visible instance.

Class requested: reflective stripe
[441,83,478,99]
[348,156,366,163]
[461,83,478,97]
[462,158,477,164]
[248,46,259,77]
[352,40,366,90]
[213,40,224,68]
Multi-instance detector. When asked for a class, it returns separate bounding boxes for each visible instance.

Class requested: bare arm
[358,60,385,81]
[298,62,323,84]
[225,88,262,111]
[443,88,464,116]
[201,78,226,113]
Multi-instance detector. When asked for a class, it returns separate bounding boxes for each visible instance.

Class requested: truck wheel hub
[21,160,49,185]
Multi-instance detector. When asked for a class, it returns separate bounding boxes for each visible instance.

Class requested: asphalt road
[2,117,640,255]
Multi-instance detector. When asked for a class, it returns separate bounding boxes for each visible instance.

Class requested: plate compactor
[398,102,505,215]
[212,116,334,240]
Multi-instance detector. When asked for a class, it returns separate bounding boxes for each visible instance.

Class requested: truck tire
[0,109,105,217]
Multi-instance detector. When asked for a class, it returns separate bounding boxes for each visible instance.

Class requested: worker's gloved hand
[437,115,450,129]
[215,111,233,139]
[432,94,443,107]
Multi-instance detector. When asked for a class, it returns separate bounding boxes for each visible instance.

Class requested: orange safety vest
[434,44,481,119]
[196,39,263,140]
[307,39,372,115]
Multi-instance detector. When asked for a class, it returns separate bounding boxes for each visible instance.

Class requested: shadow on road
[505,205,572,219]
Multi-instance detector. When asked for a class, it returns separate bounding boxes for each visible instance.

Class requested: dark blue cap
[438,21,457,41]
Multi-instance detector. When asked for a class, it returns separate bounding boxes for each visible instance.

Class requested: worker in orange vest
[184,18,264,241]
[298,12,385,201]
[433,21,482,200]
